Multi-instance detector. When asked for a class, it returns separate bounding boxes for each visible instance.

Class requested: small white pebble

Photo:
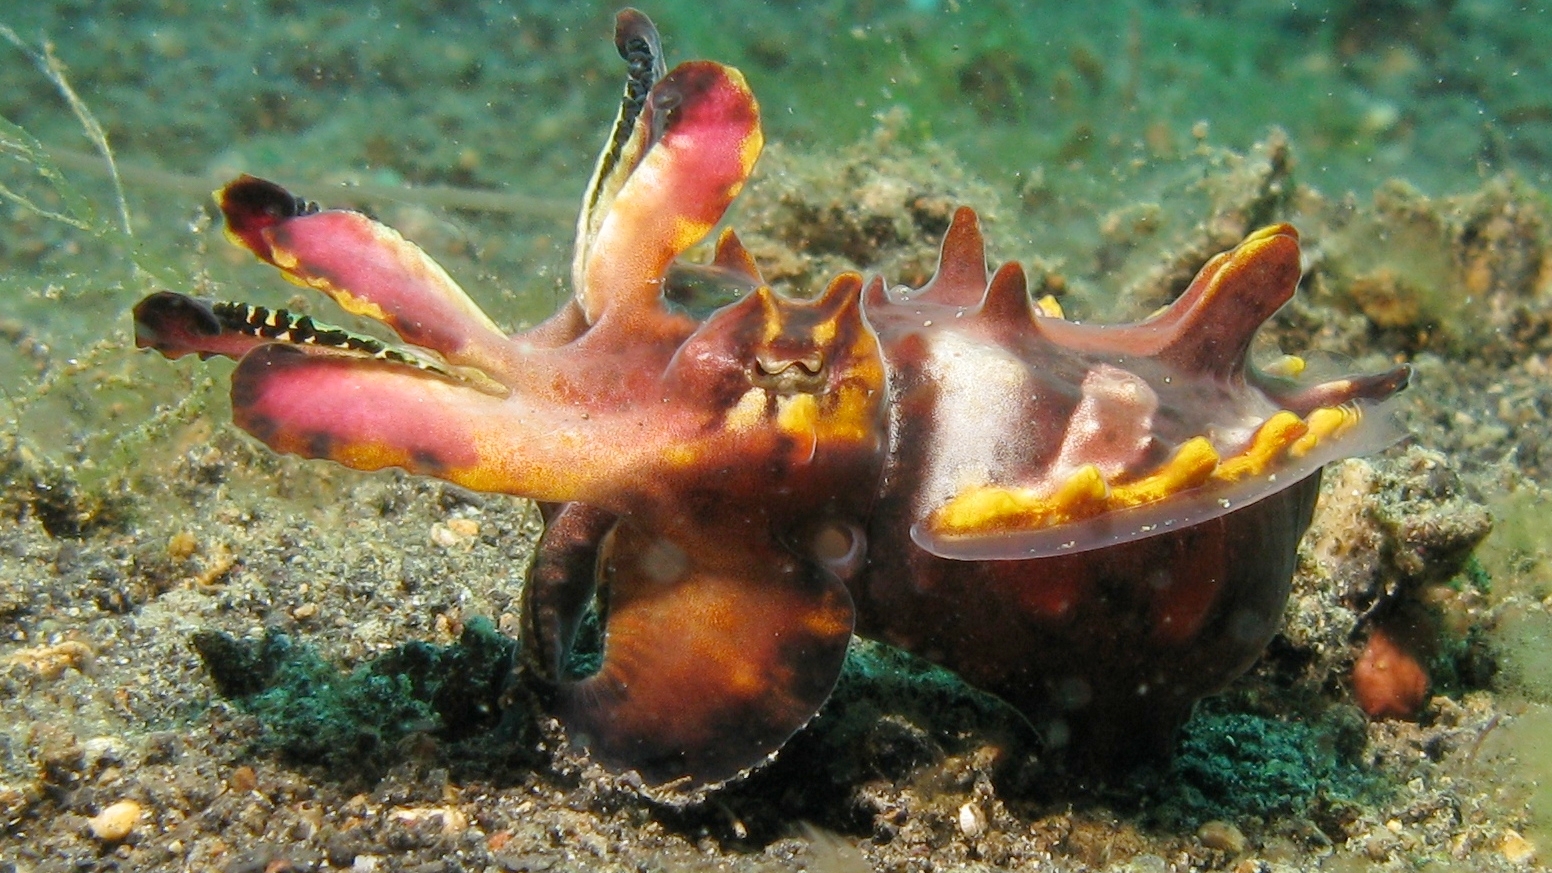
[82,736,125,767]
[430,519,479,548]
[957,801,986,838]
[389,805,468,835]
[1129,854,1169,873]
[87,799,142,842]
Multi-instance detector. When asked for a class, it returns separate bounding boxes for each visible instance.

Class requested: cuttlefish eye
[753,350,826,394]
[810,521,866,581]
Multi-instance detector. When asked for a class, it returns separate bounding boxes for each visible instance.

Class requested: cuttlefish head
[133,10,876,799]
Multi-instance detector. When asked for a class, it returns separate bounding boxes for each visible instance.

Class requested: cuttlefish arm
[529,513,854,796]
[131,30,763,498]
[572,11,762,329]
[215,175,528,384]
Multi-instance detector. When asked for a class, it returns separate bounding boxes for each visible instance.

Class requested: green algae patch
[1150,708,1382,829]
[192,617,522,775]
[819,638,1032,769]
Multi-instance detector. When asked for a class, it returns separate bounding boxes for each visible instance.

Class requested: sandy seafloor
[5,1,1552,870]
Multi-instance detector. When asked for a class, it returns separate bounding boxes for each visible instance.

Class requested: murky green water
[4,2,1552,870]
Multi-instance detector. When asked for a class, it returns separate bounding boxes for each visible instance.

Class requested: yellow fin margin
[931,405,1362,537]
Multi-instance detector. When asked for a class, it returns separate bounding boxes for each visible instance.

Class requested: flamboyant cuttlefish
[134,9,1410,799]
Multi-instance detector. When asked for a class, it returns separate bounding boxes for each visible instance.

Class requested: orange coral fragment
[1353,625,1430,720]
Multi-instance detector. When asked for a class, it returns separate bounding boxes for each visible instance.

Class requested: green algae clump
[1152,708,1380,828]
[192,617,520,774]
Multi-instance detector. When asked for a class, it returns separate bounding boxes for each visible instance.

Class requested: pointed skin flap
[913,206,991,307]
[1149,224,1303,378]
[1038,224,1304,378]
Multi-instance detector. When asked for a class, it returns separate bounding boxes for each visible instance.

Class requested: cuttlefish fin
[549,521,853,797]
